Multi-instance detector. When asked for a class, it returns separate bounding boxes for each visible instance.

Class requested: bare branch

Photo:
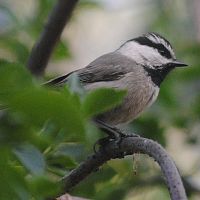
[27,0,79,77]
[59,136,187,200]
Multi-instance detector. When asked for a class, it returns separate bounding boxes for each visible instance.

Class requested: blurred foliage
[0,59,126,199]
[0,0,200,200]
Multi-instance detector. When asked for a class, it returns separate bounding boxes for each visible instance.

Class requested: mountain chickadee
[46,33,188,131]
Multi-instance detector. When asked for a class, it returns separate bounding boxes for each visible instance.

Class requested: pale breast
[95,71,160,125]
[117,77,159,124]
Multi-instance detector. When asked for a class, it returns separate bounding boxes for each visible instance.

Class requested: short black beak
[171,60,188,67]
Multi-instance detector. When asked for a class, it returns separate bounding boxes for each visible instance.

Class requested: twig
[27,0,79,77]
[59,136,187,200]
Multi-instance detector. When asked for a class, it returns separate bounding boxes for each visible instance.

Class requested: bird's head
[117,32,188,86]
[118,32,187,70]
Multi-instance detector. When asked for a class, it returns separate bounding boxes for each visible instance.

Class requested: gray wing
[45,52,136,86]
[44,71,74,86]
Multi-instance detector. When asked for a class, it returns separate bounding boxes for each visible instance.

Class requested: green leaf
[0,61,86,140]
[47,166,67,177]
[0,111,33,146]
[13,144,45,175]
[82,88,126,118]
[0,61,33,101]
[74,166,117,197]
[0,149,30,200]
[47,154,77,169]
[9,87,85,138]
[55,143,86,161]
[28,176,61,199]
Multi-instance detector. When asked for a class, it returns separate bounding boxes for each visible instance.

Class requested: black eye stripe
[132,36,172,59]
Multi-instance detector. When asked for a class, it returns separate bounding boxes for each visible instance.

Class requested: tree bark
[27,0,79,77]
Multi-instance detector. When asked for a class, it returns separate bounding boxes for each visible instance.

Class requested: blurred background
[0,0,200,199]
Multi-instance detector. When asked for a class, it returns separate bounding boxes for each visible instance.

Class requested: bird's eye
[158,49,171,59]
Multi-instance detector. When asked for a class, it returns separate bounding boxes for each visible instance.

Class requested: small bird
[46,33,187,131]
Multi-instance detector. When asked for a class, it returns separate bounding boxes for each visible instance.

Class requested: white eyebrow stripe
[146,33,176,59]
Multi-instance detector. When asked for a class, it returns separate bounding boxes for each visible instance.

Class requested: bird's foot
[93,136,112,153]
[93,120,139,153]
[111,126,139,139]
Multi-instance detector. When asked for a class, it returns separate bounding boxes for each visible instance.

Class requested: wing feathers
[44,52,136,86]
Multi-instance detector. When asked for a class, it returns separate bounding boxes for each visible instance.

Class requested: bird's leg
[95,119,139,138]
[93,119,139,153]
[95,120,123,139]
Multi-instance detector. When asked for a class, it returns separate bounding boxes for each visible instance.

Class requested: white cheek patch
[117,41,170,68]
